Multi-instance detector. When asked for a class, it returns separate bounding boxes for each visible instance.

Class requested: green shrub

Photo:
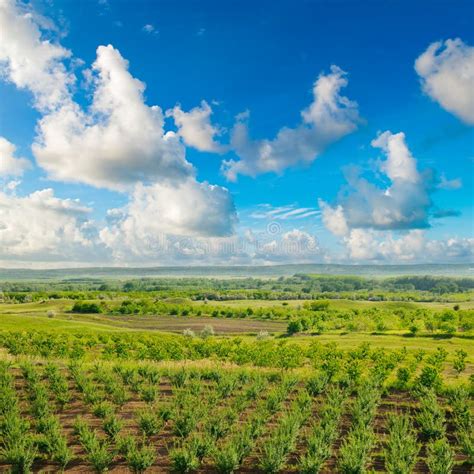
[453,349,468,374]
[426,438,454,474]
[86,441,114,473]
[213,444,240,473]
[92,401,115,419]
[0,435,37,474]
[338,426,375,474]
[384,413,419,474]
[137,409,163,437]
[125,442,156,473]
[287,319,302,335]
[140,385,158,403]
[72,302,102,314]
[169,446,199,473]
[416,392,446,439]
[103,414,123,440]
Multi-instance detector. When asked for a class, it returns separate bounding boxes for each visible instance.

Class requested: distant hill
[0,264,472,280]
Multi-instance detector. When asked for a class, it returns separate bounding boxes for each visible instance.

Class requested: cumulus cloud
[33,45,193,190]
[318,130,470,263]
[99,178,237,258]
[0,188,99,261]
[166,100,223,152]
[255,229,320,262]
[342,229,473,263]
[0,137,31,177]
[0,0,73,112]
[0,2,195,191]
[0,1,240,260]
[222,66,360,181]
[415,38,474,124]
[319,202,348,236]
[320,131,436,233]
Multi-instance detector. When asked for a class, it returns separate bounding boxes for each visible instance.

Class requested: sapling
[213,444,240,473]
[384,413,419,474]
[426,438,454,474]
[169,445,199,473]
[86,441,114,474]
[137,409,163,437]
[125,441,156,473]
[416,391,446,439]
[103,414,123,440]
[453,349,468,375]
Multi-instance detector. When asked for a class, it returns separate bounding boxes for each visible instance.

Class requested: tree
[287,320,302,335]
[453,349,467,375]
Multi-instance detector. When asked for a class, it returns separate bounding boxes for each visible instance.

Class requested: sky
[0,0,473,267]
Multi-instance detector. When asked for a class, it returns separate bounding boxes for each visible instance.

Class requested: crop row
[0,357,471,472]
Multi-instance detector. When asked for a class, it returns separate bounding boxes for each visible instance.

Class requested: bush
[102,414,123,440]
[416,391,446,439]
[182,328,195,338]
[125,442,156,473]
[71,302,102,314]
[51,437,73,470]
[137,409,163,437]
[0,435,37,474]
[426,438,454,474]
[86,442,114,473]
[415,366,442,391]
[384,413,419,473]
[453,349,467,374]
[200,325,215,338]
[92,401,114,419]
[169,446,199,473]
[213,445,240,473]
[338,426,375,473]
[287,319,302,335]
[139,384,158,403]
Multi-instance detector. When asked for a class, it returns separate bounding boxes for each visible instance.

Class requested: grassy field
[0,275,472,473]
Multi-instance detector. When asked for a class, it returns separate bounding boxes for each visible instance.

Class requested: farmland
[0,273,472,473]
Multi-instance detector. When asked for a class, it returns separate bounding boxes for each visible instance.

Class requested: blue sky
[0,0,473,267]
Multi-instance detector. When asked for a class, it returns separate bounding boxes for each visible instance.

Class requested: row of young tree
[0,355,471,473]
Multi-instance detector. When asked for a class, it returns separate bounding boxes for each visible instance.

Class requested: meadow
[0,273,472,473]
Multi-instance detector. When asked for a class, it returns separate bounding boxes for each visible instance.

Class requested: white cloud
[438,174,462,190]
[371,130,419,183]
[166,100,223,152]
[33,44,194,190]
[249,203,320,220]
[255,229,320,262]
[0,0,73,112]
[319,201,348,236]
[222,65,360,181]
[0,188,99,261]
[0,2,240,257]
[142,24,157,34]
[320,131,434,233]
[100,177,237,258]
[0,137,31,176]
[415,38,474,124]
[343,229,473,263]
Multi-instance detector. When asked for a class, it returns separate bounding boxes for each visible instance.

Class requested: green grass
[0,310,473,360]
[1,296,473,368]
[0,313,126,333]
[192,298,474,310]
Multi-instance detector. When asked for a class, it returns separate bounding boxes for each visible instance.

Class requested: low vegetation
[0,273,472,472]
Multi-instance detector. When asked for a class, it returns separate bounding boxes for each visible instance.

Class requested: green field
[0,273,472,472]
